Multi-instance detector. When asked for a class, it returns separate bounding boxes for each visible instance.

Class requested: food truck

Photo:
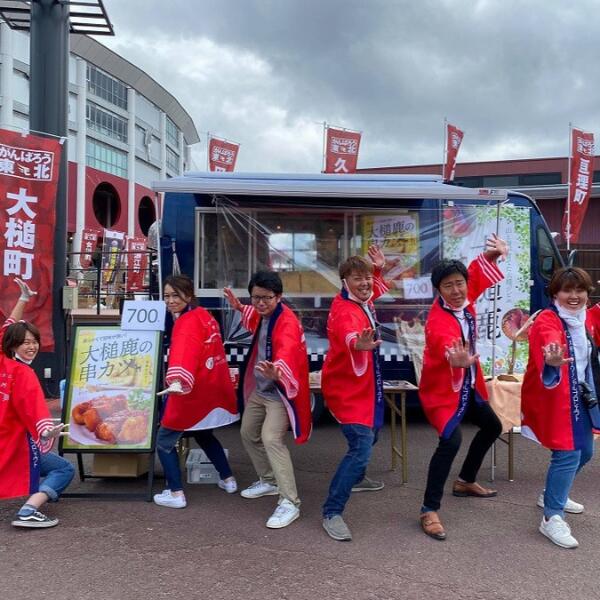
[152,172,562,409]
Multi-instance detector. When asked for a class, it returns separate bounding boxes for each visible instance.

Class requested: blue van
[153,172,562,402]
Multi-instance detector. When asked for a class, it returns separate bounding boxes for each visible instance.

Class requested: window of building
[138,196,156,236]
[92,182,121,228]
[166,146,179,173]
[166,116,179,148]
[455,172,562,187]
[86,138,128,178]
[519,172,561,185]
[87,101,128,143]
[86,65,127,110]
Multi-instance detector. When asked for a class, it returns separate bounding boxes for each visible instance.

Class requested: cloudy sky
[100,0,600,173]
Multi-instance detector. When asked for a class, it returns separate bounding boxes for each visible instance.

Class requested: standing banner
[442,204,531,375]
[443,123,464,182]
[324,126,361,173]
[101,229,126,285]
[126,237,148,292]
[60,325,161,452]
[0,128,63,351]
[208,136,239,172]
[80,227,100,269]
[562,127,594,247]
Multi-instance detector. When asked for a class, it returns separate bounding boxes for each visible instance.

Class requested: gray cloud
[101,0,600,171]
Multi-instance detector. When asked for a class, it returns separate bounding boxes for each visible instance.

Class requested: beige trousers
[240,391,300,506]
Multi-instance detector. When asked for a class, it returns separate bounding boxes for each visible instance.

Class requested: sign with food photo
[60,325,162,452]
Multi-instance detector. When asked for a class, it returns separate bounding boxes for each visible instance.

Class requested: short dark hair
[547,267,594,297]
[431,259,469,289]
[248,270,283,295]
[163,274,197,306]
[2,321,41,358]
[339,256,374,281]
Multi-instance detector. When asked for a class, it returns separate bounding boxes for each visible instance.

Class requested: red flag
[80,227,100,269]
[443,123,464,181]
[126,237,148,292]
[324,126,361,173]
[0,129,63,351]
[562,128,594,245]
[208,137,239,172]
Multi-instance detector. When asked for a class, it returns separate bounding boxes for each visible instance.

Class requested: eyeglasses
[251,294,277,303]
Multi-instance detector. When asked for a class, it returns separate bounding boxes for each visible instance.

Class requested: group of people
[1,234,598,549]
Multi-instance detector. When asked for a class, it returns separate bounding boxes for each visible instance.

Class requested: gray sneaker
[352,476,384,493]
[323,515,352,541]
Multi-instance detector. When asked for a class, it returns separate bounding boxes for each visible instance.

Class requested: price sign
[403,276,433,300]
[121,300,166,331]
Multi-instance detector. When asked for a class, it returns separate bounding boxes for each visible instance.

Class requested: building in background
[0,24,200,245]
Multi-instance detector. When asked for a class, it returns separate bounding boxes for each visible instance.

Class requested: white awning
[151,171,509,201]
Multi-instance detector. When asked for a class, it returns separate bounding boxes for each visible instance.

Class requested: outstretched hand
[543,342,573,368]
[354,328,382,351]
[157,379,184,396]
[367,245,386,269]
[15,278,37,302]
[445,338,480,368]
[41,423,69,440]
[223,287,243,311]
[255,360,282,381]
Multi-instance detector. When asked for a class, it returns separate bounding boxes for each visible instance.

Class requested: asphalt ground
[1,407,599,600]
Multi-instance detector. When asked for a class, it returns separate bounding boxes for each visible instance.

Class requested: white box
[185,448,228,484]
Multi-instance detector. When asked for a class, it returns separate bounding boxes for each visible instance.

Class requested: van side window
[536,227,558,281]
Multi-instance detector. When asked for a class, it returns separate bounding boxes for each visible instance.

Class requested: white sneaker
[153,489,187,509]
[537,492,584,514]
[218,477,238,494]
[539,515,579,549]
[266,499,300,529]
[240,480,279,499]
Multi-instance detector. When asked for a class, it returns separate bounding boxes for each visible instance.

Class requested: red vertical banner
[443,123,464,181]
[562,128,594,245]
[208,137,239,172]
[80,227,100,269]
[126,237,148,292]
[324,126,361,173]
[0,129,63,351]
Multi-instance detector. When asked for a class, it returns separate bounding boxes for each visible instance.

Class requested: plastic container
[185,448,228,484]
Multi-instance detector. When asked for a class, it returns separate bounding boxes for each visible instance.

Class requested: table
[383,381,418,484]
[485,374,523,482]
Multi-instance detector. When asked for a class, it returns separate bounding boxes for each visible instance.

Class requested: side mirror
[541,256,554,273]
[567,249,578,267]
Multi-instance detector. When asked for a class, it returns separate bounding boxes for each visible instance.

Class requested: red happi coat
[162,306,239,431]
[587,303,600,346]
[0,353,54,499]
[419,254,504,437]
[521,308,599,451]
[321,271,389,427]
[239,302,312,444]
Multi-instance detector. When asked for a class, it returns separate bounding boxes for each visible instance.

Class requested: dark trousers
[190,429,232,480]
[422,397,502,512]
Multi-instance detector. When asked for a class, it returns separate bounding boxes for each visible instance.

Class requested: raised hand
[354,328,382,351]
[367,245,386,269]
[542,342,573,368]
[485,233,509,262]
[445,338,480,368]
[223,287,243,311]
[255,360,282,381]
[15,277,37,302]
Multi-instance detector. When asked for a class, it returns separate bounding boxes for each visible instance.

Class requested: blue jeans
[187,429,232,480]
[38,452,75,501]
[156,426,184,492]
[322,424,376,518]
[544,409,594,519]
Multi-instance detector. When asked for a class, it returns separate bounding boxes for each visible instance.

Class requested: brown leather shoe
[452,480,497,498]
[420,511,446,540]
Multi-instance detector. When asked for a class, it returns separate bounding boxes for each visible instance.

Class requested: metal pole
[29,0,70,388]
[442,117,447,180]
[322,121,327,173]
[566,123,573,252]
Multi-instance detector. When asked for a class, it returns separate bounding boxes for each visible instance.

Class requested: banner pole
[206,131,210,171]
[442,117,447,180]
[322,121,327,173]
[566,123,572,251]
